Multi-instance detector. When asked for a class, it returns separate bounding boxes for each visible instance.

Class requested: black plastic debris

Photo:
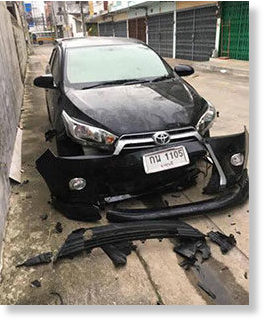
[174,239,211,261]
[55,222,63,233]
[45,129,57,142]
[31,280,41,288]
[207,231,236,254]
[101,241,137,267]
[55,220,205,262]
[17,252,53,267]
[174,238,211,270]
[106,171,249,222]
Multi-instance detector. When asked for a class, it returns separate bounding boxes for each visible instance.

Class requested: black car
[34,37,248,222]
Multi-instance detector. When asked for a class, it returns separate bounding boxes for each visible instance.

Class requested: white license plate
[143,146,190,174]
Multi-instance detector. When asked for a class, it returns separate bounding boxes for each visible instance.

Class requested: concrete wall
[0,2,27,256]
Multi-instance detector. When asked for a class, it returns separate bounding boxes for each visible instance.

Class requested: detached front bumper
[36,129,249,221]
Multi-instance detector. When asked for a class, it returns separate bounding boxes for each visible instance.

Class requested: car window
[51,49,60,83]
[65,44,171,86]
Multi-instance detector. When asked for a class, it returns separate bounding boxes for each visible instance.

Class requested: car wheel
[38,41,43,45]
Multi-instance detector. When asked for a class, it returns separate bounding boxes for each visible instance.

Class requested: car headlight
[62,110,118,149]
[196,101,216,135]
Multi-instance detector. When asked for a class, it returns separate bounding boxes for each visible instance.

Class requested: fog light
[69,178,86,190]
[230,153,244,167]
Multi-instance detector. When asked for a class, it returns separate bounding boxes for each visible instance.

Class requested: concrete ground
[0,44,249,305]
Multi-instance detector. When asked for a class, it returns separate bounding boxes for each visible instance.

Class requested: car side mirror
[174,64,194,77]
[33,74,56,89]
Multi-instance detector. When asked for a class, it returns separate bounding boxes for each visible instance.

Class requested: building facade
[87,1,249,61]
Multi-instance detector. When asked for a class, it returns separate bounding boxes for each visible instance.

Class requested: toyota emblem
[153,131,171,145]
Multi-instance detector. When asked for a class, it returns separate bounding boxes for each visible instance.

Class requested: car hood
[65,79,206,136]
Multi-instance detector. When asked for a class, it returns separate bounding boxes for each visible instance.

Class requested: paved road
[0,44,249,305]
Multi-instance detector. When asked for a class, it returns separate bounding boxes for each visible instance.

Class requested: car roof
[56,36,144,49]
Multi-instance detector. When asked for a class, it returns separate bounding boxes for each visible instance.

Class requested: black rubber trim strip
[106,170,249,223]
[55,220,204,261]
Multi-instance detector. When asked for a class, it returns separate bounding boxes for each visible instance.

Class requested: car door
[45,48,55,123]
[46,47,62,127]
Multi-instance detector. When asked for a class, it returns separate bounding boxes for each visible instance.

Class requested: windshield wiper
[150,75,174,83]
[81,75,174,90]
[81,79,142,90]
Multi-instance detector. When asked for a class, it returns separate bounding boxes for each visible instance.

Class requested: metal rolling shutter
[99,22,114,37]
[148,13,174,57]
[220,1,249,60]
[176,6,217,61]
[114,21,127,38]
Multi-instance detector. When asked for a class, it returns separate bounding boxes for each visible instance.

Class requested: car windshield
[65,44,172,88]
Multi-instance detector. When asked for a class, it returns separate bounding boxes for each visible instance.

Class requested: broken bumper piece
[36,130,248,221]
[107,169,248,222]
[54,220,205,262]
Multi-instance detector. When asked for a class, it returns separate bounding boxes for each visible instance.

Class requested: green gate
[220,1,249,60]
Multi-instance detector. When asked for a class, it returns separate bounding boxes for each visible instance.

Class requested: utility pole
[80,1,86,37]
[63,1,70,37]
[51,2,58,38]
[41,13,45,31]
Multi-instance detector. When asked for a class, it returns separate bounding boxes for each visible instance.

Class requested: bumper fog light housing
[230,153,244,167]
[69,178,86,191]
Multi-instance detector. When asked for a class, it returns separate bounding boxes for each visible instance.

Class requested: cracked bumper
[36,129,248,220]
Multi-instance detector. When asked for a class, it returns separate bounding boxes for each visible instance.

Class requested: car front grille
[113,127,203,155]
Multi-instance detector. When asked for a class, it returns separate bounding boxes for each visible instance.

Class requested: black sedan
[34,37,248,221]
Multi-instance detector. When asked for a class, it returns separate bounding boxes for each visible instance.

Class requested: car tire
[38,41,43,45]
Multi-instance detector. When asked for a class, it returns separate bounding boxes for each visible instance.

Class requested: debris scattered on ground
[25,194,32,199]
[22,179,29,185]
[30,280,41,288]
[17,252,53,267]
[197,281,216,299]
[244,272,248,279]
[17,220,204,268]
[174,238,211,267]
[55,222,63,233]
[16,220,237,275]
[230,222,236,226]
[207,231,236,254]
[40,213,48,221]
[102,241,137,266]
[45,129,57,142]
[55,220,204,263]
[236,230,241,235]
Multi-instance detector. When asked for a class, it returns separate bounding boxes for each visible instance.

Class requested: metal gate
[99,22,114,37]
[176,6,217,61]
[220,1,249,60]
[148,13,174,57]
[128,18,146,42]
[114,21,127,38]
